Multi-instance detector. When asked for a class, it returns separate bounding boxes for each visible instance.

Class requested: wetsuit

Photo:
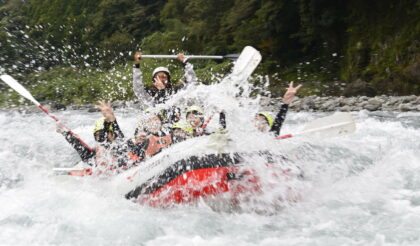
[133,62,197,106]
[270,104,289,137]
[61,120,127,166]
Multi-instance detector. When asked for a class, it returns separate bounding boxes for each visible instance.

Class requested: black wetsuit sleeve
[219,112,226,129]
[270,104,289,137]
[62,132,95,164]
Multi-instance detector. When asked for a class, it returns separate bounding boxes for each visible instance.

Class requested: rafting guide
[133,52,197,106]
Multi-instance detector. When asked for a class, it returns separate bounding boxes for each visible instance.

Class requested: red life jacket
[128,152,142,161]
[145,135,172,157]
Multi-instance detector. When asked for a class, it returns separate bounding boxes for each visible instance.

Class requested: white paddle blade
[231,46,262,81]
[299,113,356,138]
[0,74,40,106]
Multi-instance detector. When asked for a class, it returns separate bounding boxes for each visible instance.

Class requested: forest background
[0,0,419,106]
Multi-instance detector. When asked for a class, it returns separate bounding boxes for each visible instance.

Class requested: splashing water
[1,69,420,245]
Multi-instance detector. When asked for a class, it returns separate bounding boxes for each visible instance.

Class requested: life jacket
[145,135,172,157]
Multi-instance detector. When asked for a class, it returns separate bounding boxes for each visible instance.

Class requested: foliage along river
[1,79,420,246]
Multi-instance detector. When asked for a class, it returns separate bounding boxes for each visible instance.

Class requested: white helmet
[152,67,170,77]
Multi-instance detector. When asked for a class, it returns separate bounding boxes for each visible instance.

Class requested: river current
[1,103,419,245]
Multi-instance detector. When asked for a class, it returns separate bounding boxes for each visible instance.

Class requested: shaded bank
[0,0,419,100]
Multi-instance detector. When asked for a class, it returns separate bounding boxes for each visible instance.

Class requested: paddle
[194,111,216,136]
[141,54,240,60]
[193,46,261,136]
[0,74,93,151]
[229,46,262,81]
[276,113,356,140]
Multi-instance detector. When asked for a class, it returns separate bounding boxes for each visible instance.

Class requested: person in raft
[185,106,226,137]
[255,81,302,136]
[56,101,128,172]
[133,52,197,105]
[128,109,173,160]
[127,106,225,159]
[170,121,193,143]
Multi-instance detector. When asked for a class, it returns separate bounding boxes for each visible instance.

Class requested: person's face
[153,72,169,87]
[254,115,269,132]
[146,115,162,133]
[187,113,202,129]
[172,112,181,123]
[94,130,115,143]
[107,131,115,142]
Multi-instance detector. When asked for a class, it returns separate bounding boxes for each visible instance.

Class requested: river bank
[262,95,420,112]
[2,95,420,113]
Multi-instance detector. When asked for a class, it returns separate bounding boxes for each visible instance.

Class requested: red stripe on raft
[140,167,229,206]
[138,166,261,207]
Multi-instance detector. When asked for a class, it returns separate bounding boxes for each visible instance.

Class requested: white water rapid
[1,78,420,245]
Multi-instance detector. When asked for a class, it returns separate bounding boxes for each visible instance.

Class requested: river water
[0,67,419,246]
[1,103,419,245]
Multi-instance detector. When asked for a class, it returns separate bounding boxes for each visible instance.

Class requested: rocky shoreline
[262,95,420,112]
[2,95,420,113]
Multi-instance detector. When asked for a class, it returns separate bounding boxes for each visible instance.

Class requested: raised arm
[178,53,197,86]
[133,52,154,104]
[219,110,226,129]
[56,122,95,164]
[96,100,125,141]
[271,81,302,136]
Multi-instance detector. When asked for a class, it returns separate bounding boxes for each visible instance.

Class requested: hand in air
[283,81,302,104]
[134,52,142,64]
[177,53,186,63]
[96,100,116,122]
[56,122,65,134]
[153,76,166,90]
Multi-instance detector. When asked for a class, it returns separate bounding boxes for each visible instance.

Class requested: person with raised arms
[56,101,128,174]
[255,81,302,136]
[133,52,197,105]
[128,109,173,160]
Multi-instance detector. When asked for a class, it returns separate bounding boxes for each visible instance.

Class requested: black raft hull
[120,152,301,207]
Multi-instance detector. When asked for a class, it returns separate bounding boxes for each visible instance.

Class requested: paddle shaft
[202,113,215,129]
[142,55,221,59]
[194,112,216,136]
[38,105,93,151]
[140,54,239,60]
[276,121,355,140]
[0,75,93,152]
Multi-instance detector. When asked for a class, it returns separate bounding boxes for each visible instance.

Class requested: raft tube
[121,152,300,207]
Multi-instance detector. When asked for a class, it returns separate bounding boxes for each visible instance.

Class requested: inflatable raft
[57,137,302,207]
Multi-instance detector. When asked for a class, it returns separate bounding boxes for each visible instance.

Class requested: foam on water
[1,81,420,245]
